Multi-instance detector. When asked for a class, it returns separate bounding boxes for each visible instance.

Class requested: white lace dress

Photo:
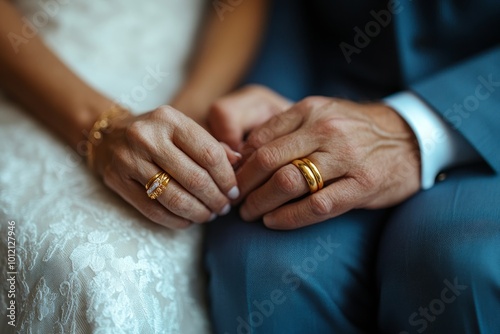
[0,1,211,333]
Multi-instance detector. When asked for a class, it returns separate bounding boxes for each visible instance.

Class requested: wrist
[171,87,218,125]
[85,105,132,175]
[370,103,418,136]
[370,102,421,162]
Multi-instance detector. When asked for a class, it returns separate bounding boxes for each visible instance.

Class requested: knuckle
[254,147,278,171]
[316,117,342,136]
[246,126,274,149]
[257,127,274,144]
[186,170,211,192]
[355,168,377,190]
[309,194,333,217]
[300,96,328,111]
[268,113,287,129]
[125,120,145,142]
[245,127,273,151]
[247,128,271,148]
[200,143,225,169]
[274,167,302,195]
[151,105,180,125]
[301,96,319,108]
[152,105,173,117]
[125,121,155,152]
[325,98,342,109]
[165,191,191,215]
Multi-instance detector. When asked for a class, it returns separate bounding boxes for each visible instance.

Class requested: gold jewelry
[86,104,130,172]
[292,159,318,193]
[145,171,164,190]
[301,158,324,191]
[146,172,171,200]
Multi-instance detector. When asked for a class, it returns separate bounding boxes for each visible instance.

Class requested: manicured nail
[221,142,241,158]
[228,186,240,200]
[208,213,217,222]
[220,203,231,216]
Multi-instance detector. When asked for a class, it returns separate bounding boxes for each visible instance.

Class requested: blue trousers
[206,1,500,332]
[205,167,500,333]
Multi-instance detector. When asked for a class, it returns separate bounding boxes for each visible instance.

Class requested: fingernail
[220,203,231,216]
[228,186,240,200]
[208,213,217,222]
[234,151,242,159]
[221,142,241,157]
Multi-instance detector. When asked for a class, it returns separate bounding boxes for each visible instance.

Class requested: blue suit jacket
[248,0,500,175]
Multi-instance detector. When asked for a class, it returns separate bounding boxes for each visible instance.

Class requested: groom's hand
[235,96,422,229]
[208,85,292,150]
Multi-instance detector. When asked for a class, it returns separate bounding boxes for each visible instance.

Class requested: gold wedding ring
[292,158,324,194]
[302,158,324,190]
[145,171,171,200]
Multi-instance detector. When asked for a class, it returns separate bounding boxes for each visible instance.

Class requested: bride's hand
[92,106,240,229]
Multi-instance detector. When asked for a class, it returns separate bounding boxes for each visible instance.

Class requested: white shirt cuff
[383,91,481,189]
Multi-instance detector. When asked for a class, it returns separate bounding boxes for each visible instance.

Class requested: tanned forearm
[171,0,268,123]
[0,0,114,149]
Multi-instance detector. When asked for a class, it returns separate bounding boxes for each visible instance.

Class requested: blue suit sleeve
[411,45,500,173]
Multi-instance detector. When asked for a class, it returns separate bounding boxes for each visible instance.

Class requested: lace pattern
[0,101,209,333]
[0,0,210,332]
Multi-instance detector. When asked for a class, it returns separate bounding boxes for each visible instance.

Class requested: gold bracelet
[86,105,130,172]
